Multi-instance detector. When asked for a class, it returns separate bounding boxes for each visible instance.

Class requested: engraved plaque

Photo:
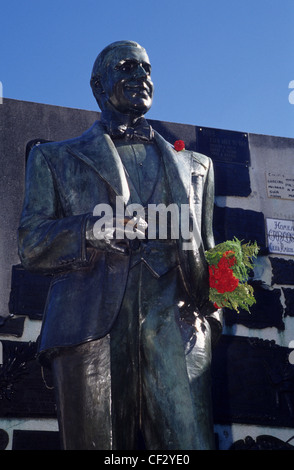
[266,172,294,200]
[196,127,251,197]
[196,126,250,165]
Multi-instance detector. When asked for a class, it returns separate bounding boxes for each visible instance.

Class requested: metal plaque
[196,126,250,165]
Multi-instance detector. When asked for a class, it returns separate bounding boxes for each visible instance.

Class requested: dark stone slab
[224,282,284,330]
[0,429,9,450]
[213,206,266,249]
[196,126,250,165]
[0,315,25,337]
[12,430,60,450]
[213,161,251,197]
[270,257,294,286]
[9,264,52,320]
[282,287,294,317]
[196,126,251,197]
[212,335,294,427]
[230,435,294,450]
[0,340,56,418]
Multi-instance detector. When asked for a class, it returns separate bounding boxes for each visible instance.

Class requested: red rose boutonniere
[174,140,185,151]
[205,238,259,312]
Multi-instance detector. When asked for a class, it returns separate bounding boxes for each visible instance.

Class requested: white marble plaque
[266,172,294,200]
[266,217,294,255]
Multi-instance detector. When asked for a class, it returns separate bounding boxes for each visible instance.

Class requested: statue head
[90,40,154,117]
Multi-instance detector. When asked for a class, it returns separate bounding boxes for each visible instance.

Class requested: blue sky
[1,0,294,138]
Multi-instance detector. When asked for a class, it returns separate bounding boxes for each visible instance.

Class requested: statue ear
[91,76,105,96]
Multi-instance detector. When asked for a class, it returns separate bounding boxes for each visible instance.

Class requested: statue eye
[115,60,151,75]
[142,63,151,75]
[117,61,135,72]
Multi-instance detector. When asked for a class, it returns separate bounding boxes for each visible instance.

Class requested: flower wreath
[205,238,259,312]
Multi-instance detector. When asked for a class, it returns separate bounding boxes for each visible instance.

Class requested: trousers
[51,259,215,450]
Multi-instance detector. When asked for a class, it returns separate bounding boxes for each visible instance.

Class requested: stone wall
[1,98,294,450]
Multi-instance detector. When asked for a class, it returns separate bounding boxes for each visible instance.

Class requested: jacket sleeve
[18,145,90,273]
[201,157,215,251]
[198,156,223,344]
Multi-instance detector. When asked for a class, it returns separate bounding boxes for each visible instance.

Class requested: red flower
[209,254,239,294]
[174,140,185,151]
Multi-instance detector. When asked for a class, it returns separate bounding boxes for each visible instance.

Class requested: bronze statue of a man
[18,40,222,450]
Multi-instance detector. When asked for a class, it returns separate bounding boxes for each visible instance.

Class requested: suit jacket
[18,120,219,356]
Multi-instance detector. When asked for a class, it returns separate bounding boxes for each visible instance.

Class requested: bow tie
[105,118,154,142]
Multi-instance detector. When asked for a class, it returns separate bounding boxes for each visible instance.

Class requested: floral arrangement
[205,238,259,312]
[174,140,185,151]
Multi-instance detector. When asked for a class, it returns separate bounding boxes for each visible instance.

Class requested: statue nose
[134,64,148,78]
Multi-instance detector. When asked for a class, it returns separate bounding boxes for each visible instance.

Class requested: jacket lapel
[66,121,131,206]
[153,130,191,207]
[154,130,206,251]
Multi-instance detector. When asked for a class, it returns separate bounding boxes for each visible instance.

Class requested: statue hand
[86,215,145,254]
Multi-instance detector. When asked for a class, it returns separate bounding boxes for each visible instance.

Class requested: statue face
[100,46,154,116]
